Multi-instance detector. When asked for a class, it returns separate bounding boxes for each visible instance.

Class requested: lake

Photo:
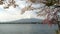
[0,24,58,34]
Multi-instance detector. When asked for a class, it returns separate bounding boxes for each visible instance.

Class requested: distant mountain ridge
[0,18,43,24]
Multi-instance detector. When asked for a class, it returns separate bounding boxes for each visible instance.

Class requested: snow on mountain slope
[0,0,46,22]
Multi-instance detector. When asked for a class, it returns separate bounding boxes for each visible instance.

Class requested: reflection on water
[0,24,58,34]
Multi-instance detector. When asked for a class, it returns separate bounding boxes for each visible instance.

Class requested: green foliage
[45,0,59,6]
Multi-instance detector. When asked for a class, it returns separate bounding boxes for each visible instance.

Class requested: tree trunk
[58,21,60,30]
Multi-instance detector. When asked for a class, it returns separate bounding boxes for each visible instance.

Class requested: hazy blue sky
[0,0,46,22]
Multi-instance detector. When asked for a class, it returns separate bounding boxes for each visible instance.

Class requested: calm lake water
[0,24,58,34]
